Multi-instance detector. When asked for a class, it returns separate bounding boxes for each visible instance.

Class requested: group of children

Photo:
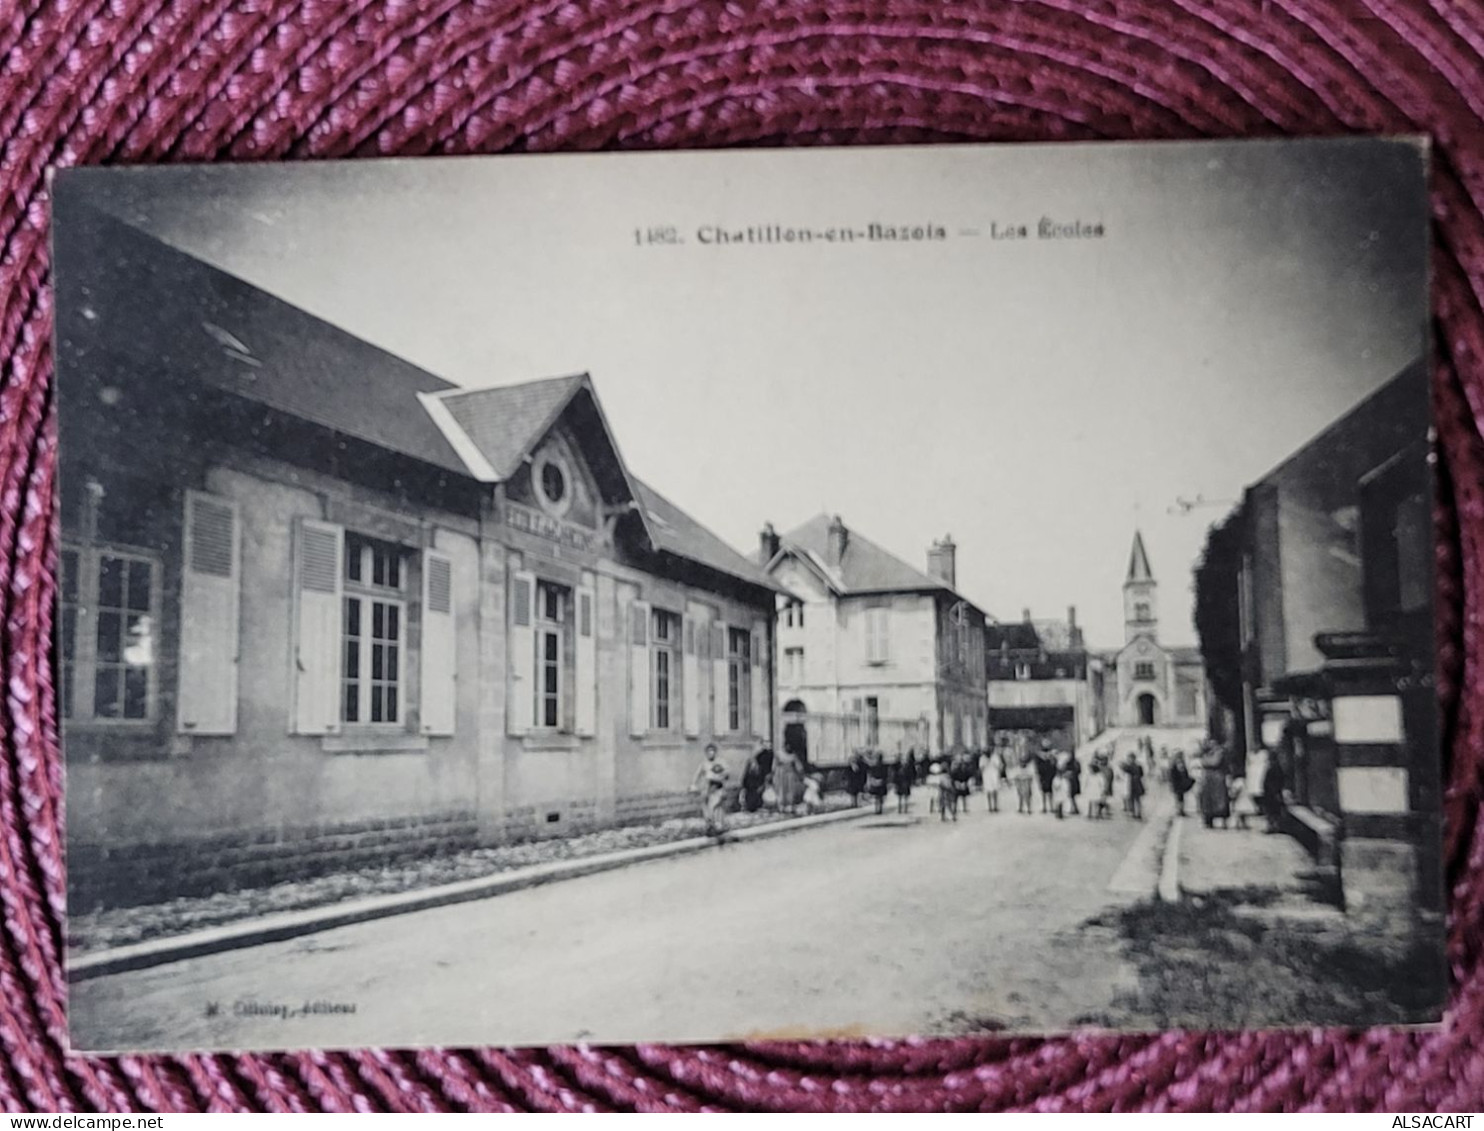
[912,740,1160,823]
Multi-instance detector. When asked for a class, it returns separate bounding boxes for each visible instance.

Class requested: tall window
[535,581,568,729]
[60,546,159,721]
[343,535,405,725]
[1134,601,1151,622]
[865,605,890,664]
[60,476,163,724]
[727,627,751,732]
[784,646,804,684]
[652,609,679,730]
[865,696,880,746]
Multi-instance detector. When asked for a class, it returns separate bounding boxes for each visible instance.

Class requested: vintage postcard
[52,137,1443,1053]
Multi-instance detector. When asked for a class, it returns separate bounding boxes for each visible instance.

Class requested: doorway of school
[1137,693,1158,726]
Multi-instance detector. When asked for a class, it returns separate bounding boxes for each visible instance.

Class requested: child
[692,743,730,837]
[925,761,944,815]
[1230,775,1257,830]
[1122,753,1146,821]
[1012,753,1036,815]
[939,764,959,822]
[1086,753,1111,820]
[1052,750,1073,819]
[893,757,914,814]
[802,773,824,816]
[984,745,1006,813]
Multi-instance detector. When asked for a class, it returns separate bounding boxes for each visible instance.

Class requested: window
[1134,661,1156,681]
[536,581,568,729]
[865,605,890,664]
[784,646,804,684]
[865,696,879,746]
[1015,661,1031,681]
[652,609,679,730]
[60,544,159,722]
[342,536,406,725]
[532,451,572,517]
[59,476,164,725]
[1134,601,1152,623]
[781,600,805,629]
[727,627,751,732]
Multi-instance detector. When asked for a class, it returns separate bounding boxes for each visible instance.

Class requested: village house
[758,518,989,763]
[986,607,1106,750]
[54,195,778,910]
[1212,358,1439,923]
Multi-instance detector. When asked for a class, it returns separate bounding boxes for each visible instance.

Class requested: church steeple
[1127,530,1154,583]
[1123,530,1157,643]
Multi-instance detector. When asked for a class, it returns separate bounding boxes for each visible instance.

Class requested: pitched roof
[770,514,986,614]
[53,196,469,475]
[986,622,1041,650]
[435,375,590,482]
[635,481,778,591]
[1126,530,1155,583]
[55,194,776,595]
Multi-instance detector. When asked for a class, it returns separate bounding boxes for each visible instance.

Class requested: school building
[54,195,778,910]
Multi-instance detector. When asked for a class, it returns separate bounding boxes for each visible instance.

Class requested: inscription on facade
[503,500,598,553]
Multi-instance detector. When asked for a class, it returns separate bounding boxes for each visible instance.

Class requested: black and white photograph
[53,137,1444,1053]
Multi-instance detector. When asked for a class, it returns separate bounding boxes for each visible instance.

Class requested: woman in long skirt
[773,750,802,816]
[1197,744,1231,828]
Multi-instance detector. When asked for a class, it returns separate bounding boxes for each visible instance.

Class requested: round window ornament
[534,451,572,516]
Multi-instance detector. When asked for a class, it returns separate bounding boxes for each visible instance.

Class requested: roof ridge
[67,197,459,393]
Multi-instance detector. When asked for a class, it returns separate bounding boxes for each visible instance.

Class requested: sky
[70,137,1429,647]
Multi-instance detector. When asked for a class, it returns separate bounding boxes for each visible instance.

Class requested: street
[70,786,1172,1052]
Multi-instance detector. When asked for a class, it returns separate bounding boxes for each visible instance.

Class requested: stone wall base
[69,811,480,912]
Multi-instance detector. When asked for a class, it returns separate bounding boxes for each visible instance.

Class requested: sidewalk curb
[68,806,876,983]
[1158,814,1184,903]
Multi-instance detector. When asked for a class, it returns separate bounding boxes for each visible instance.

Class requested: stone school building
[54,197,777,910]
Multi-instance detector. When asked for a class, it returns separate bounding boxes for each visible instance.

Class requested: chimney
[1022,607,1032,623]
[827,515,848,566]
[759,522,780,562]
[1068,605,1082,649]
[927,534,957,589]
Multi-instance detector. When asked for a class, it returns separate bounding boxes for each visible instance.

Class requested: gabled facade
[758,517,989,760]
[55,194,777,910]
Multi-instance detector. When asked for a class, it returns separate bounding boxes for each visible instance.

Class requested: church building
[1104,532,1208,728]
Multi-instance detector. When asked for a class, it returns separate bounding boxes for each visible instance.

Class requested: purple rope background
[2,0,1483,1112]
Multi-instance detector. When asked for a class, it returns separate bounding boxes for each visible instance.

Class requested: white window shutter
[507,570,535,736]
[629,600,650,737]
[576,586,597,737]
[712,622,728,734]
[420,550,456,736]
[682,616,701,737]
[878,607,891,663]
[292,518,343,735]
[751,619,768,741]
[178,491,241,736]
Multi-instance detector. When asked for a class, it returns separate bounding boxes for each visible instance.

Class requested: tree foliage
[1192,506,1246,725]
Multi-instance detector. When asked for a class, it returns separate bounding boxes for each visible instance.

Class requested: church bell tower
[1124,531,1157,644]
